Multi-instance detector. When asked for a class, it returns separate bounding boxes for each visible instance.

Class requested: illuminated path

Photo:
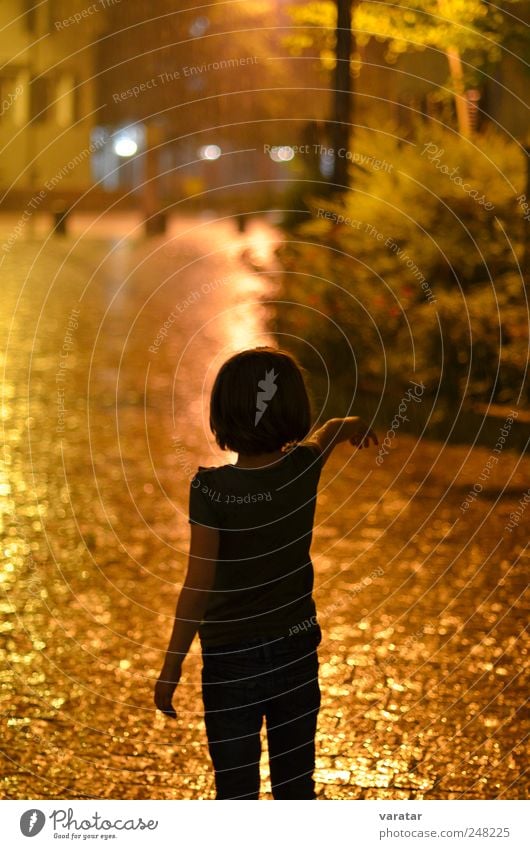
[1,214,527,799]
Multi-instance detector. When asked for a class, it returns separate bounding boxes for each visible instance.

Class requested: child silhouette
[154,347,378,799]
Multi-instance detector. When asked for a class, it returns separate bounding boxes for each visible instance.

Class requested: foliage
[285,1,529,105]
[273,121,529,409]
[287,0,522,63]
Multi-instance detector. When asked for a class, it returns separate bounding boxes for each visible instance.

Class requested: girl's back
[189,442,323,647]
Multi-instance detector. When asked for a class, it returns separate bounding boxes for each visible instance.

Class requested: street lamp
[113,135,138,157]
[198,144,221,160]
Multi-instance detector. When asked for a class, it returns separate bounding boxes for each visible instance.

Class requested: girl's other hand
[154,670,181,719]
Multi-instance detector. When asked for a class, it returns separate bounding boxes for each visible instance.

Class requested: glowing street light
[113,135,138,157]
[199,144,222,160]
[268,145,295,162]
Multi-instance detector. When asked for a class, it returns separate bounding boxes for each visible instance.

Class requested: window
[29,75,51,122]
[24,0,38,33]
[56,73,76,126]
[47,1,60,32]
[0,74,21,122]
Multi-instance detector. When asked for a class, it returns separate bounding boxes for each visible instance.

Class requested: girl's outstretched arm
[303,416,378,467]
[154,523,219,718]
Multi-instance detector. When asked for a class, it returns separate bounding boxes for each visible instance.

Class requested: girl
[154,347,378,799]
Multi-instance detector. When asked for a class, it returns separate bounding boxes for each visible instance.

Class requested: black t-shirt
[188,442,324,647]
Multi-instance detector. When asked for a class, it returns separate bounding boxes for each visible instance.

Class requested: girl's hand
[348,418,378,449]
[305,416,379,467]
[154,668,181,719]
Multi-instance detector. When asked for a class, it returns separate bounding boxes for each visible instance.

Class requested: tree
[331,1,354,187]
[287,0,527,138]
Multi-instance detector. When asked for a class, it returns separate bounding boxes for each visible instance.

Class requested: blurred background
[1,1,529,801]
[1,0,529,437]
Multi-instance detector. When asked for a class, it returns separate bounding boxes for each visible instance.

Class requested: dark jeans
[201,625,322,800]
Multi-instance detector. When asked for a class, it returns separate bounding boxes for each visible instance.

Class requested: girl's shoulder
[191,444,322,481]
[193,462,231,478]
[293,441,324,468]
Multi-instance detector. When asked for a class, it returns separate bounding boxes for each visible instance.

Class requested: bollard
[51,200,70,235]
[144,211,167,236]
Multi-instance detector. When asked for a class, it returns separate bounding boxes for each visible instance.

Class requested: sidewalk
[1,224,527,799]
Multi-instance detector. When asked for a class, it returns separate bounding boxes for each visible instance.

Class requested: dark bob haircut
[210,347,312,454]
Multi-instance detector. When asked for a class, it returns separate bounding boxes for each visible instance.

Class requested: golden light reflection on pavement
[0,216,528,799]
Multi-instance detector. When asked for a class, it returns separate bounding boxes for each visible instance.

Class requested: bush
[273,121,529,415]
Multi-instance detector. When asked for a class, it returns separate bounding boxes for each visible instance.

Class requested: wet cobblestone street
[1,215,528,800]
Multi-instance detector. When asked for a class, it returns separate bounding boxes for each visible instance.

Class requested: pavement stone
[0,216,528,800]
